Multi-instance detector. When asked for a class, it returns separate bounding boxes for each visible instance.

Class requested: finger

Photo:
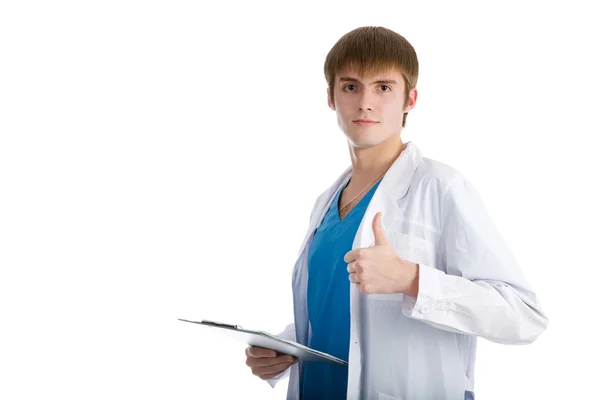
[348,272,360,284]
[252,359,296,376]
[246,356,295,369]
[372,212,390,246]
[246,346,277,358]
[346,262,356,273]
[247,354,296,368]
[343,249,358,263]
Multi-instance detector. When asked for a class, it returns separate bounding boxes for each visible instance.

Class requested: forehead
[335,67,404,84]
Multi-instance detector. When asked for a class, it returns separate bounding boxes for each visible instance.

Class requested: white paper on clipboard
[178,318,348,366]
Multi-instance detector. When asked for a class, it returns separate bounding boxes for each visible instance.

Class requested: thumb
[372,212,389,245]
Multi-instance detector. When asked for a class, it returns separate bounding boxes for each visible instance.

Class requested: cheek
[382,104,403,123]
[334,97,351,112]
[335,105,353,123]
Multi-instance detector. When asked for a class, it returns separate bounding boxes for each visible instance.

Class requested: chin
[343,126,382,145]
[349,137,384,149]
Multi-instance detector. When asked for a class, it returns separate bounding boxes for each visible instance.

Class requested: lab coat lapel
[352,141,423,249]
[295,165,353,257]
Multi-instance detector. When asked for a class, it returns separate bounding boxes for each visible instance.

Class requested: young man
[245,26,548,400]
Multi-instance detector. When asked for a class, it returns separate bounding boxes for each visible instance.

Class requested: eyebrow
[338,77,398,85]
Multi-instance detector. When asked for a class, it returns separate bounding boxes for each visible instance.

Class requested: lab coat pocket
[387,230,436,268]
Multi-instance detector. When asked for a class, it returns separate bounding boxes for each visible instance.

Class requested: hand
[245,346,298,380]
[344,212,419,295]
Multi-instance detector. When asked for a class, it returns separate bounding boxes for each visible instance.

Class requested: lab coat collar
[337,139,422,189]
[378,140,422,200]
[341,140,423,201]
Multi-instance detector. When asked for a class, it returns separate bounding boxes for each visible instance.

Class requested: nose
[358,93,373,112]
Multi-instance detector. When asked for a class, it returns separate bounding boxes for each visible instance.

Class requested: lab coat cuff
[402,264,446,319]
[265,368,288,388]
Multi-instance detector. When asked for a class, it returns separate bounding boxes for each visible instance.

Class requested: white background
[1,0,598,398]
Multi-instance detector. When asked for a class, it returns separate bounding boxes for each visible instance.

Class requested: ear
[327,88,335,111]
[404,87,418,113]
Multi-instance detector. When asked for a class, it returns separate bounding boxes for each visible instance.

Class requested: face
[327,68,418,149]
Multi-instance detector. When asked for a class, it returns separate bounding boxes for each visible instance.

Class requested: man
[245,26,548,400]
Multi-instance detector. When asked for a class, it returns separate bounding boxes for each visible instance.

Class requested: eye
[344,84,356,91]
[380,85,391,92]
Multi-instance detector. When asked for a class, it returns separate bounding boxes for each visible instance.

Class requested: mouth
[353,119,379,125]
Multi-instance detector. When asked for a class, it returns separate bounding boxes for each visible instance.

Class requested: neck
[347,134,406,185]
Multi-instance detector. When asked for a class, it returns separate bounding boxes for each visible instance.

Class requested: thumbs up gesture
[344,212,420,296]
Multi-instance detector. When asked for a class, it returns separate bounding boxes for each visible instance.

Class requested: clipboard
[178,318,348,366]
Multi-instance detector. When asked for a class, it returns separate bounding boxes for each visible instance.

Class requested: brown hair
[324,26,419,128]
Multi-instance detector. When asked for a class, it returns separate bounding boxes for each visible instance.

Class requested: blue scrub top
[300,178,382,400]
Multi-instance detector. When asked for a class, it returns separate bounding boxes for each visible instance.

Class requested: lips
[353,119,379,125]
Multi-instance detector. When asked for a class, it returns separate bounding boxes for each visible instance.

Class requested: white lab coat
[267,141,548,399]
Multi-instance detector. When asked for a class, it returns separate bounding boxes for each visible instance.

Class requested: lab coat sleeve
[401,176,549,344]
[265,323,296,388]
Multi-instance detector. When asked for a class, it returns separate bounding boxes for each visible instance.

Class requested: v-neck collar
[334,178,382,222]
